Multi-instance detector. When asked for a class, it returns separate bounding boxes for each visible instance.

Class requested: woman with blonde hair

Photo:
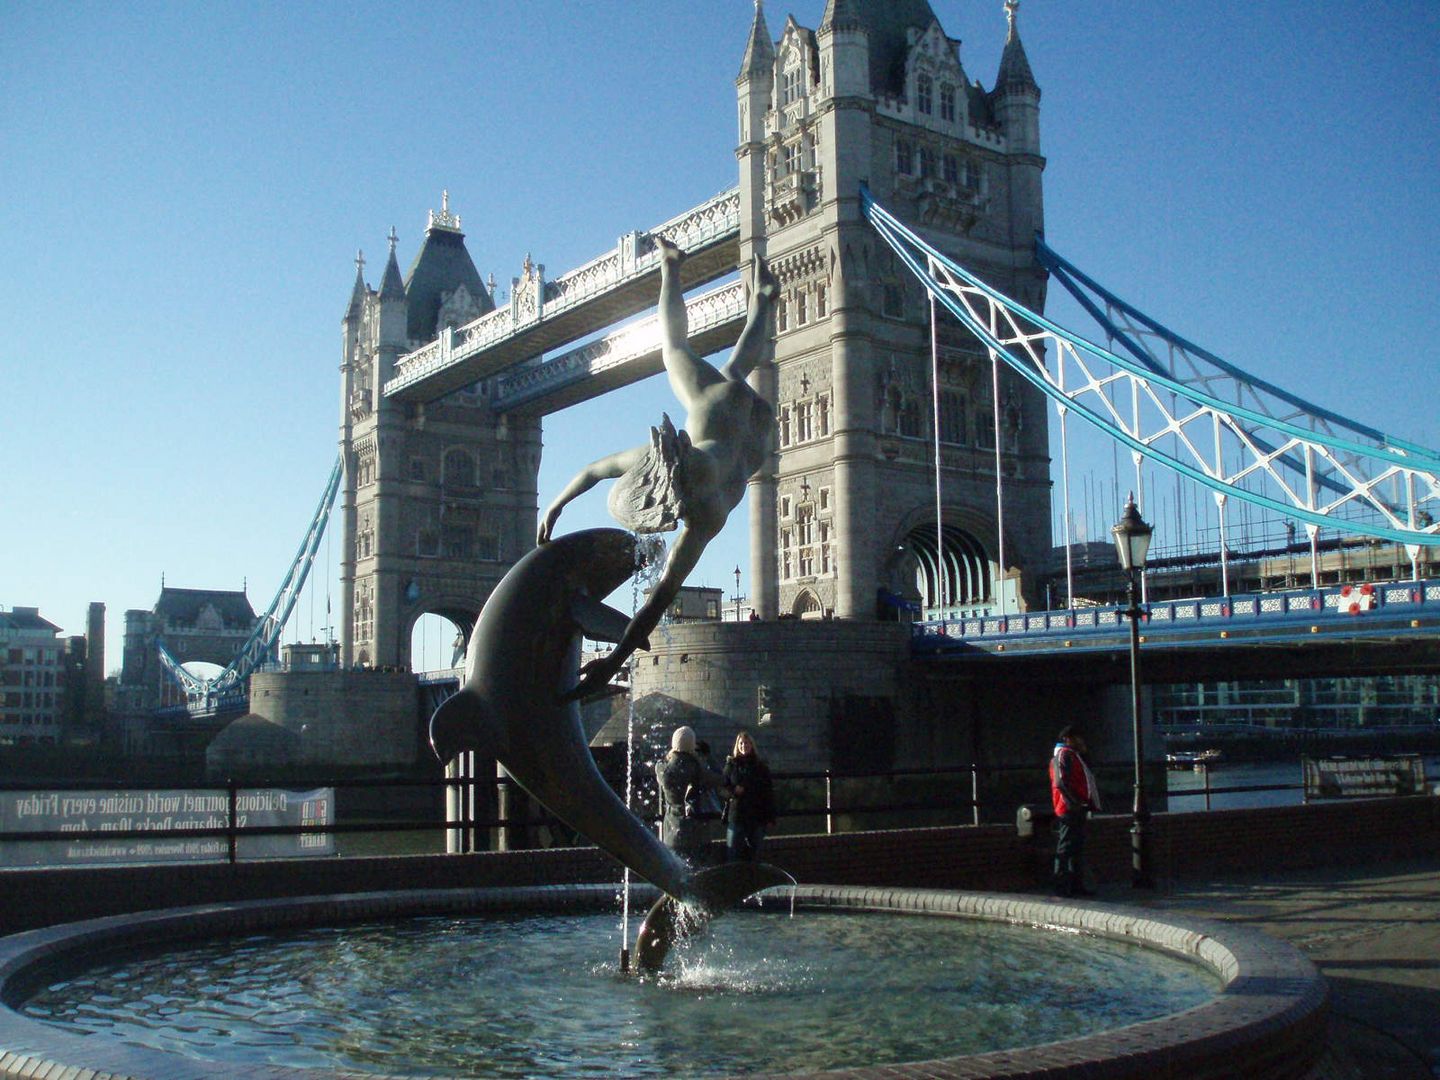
[722,728,775,861]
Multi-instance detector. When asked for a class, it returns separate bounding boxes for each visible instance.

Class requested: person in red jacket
[1050,725,1102,897]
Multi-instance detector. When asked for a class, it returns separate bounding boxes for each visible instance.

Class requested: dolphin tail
[429,689,500,766]
[633,861,794,971]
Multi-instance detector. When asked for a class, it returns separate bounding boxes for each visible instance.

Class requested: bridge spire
[996,0,1038,91]
[378,228,406,302]
[738,0,774,80]
[345,249,367,322]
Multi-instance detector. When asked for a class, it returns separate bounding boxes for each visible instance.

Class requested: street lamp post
[1112,493,1154,889]
[733,565,743,622]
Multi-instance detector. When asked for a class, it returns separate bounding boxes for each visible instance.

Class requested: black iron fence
[0,761,1328,868]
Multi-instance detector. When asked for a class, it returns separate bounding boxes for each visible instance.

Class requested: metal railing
[0,758,1363,869]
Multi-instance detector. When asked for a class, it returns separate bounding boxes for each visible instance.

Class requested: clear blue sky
[2,1,1436,673]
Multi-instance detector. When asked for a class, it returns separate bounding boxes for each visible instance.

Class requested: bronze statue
[538,237,778,699]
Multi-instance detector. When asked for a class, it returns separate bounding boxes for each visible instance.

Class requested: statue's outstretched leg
[655,236,723,407]
[721,255,779,382]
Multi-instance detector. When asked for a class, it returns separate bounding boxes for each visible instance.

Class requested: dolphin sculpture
[429,527,790,970]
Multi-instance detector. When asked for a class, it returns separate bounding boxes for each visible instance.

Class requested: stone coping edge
[0,883,1328,1080]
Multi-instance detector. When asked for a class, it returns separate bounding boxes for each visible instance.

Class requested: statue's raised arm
[539,236,778,700]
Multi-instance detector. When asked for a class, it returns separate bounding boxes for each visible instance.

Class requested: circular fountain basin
[0,885,1327,1079]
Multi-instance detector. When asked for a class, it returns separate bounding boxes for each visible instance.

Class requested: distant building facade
[119,587,258,715]
[0,606,65,746]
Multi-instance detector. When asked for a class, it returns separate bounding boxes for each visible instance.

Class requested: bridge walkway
[384,188,741,404]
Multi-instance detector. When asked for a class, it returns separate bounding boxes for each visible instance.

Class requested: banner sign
[1302,756,1427,800]
[0,788,334,867]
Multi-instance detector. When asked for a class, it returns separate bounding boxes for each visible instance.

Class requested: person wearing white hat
[655,725,730,864]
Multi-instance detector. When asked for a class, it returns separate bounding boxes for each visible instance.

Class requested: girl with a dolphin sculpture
[431,236,790,971]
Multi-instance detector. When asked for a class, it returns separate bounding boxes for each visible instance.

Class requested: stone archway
[407,605,478,673]
[896,522,992,619]
[791,589,824,619]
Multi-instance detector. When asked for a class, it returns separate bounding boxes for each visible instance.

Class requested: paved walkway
[1116,859,1440,1079]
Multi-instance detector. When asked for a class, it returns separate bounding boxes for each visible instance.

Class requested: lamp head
[1112,493,1153,573]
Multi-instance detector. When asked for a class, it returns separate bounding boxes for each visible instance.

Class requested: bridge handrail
[911,578,1440,648]
[391,187,742,388]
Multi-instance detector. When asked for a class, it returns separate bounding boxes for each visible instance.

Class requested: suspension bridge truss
[861,188,1440,575]
[156,455,343,713]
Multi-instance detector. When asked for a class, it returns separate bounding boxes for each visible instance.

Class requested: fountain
[0,241,1330,1077]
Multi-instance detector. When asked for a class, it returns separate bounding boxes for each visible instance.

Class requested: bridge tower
[737,0,1052,622]
[337,196,542,669]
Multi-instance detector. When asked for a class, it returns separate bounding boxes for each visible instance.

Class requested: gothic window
[781,496,792,519]
[781,64,803,106]
[795,400,813,442]
[940,389,968,445]
[795,289,809,327]
[961,159,981,192]
[417,527,439,557]
[776,297,788,333]
[919,146,936,179]
[882,283,905,319]
[796,504,815,547]
[940,83,956,122]
[442,524,473,559]
[443,448,475,488]
[916,75,933,115]
[409,458,425,482]
[782,547,793,580]
[815,282,827,318]
[817,394,830,436]
[899,397,923,438]
[977,400,996,449]
[779,406,792,447]
[820,521,833,574]
[798,546,815,578]
[476,534,499,561]
[895,139,913,175]
[783,140,801,176]
[357,513,374,558]
[819,486,831,511]
[943,154,959,185]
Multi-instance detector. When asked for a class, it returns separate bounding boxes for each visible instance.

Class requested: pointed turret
[737,0,774,82]
[819,0,865,33]
[993,0,1041,158]
[344,250,367,323]
[379,228,406,303]
[995,0,1038,95]
[404,191,493,342]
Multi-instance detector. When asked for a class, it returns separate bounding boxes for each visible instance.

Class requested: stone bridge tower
[737,0,1052,622]
[338,196,542,669]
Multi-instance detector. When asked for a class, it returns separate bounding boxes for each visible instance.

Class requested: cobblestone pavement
[1119,859,1440,1079]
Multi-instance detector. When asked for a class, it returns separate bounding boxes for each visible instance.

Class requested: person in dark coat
[655,725,728,865]
[1050,724,1102,897]
[722,729,776,861]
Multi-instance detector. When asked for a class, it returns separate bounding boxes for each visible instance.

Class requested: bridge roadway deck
[385,189,741,404]
[915,580,1440,682]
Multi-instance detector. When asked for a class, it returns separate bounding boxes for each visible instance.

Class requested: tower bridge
[158,1,1438,778]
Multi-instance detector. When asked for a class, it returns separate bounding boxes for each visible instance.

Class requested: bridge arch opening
[409,611,472,674]
[898,523,992,621]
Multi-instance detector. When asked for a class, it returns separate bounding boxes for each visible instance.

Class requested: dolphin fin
[569,595,634,645]
[428,689,499,766]
[633,861,794,971]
